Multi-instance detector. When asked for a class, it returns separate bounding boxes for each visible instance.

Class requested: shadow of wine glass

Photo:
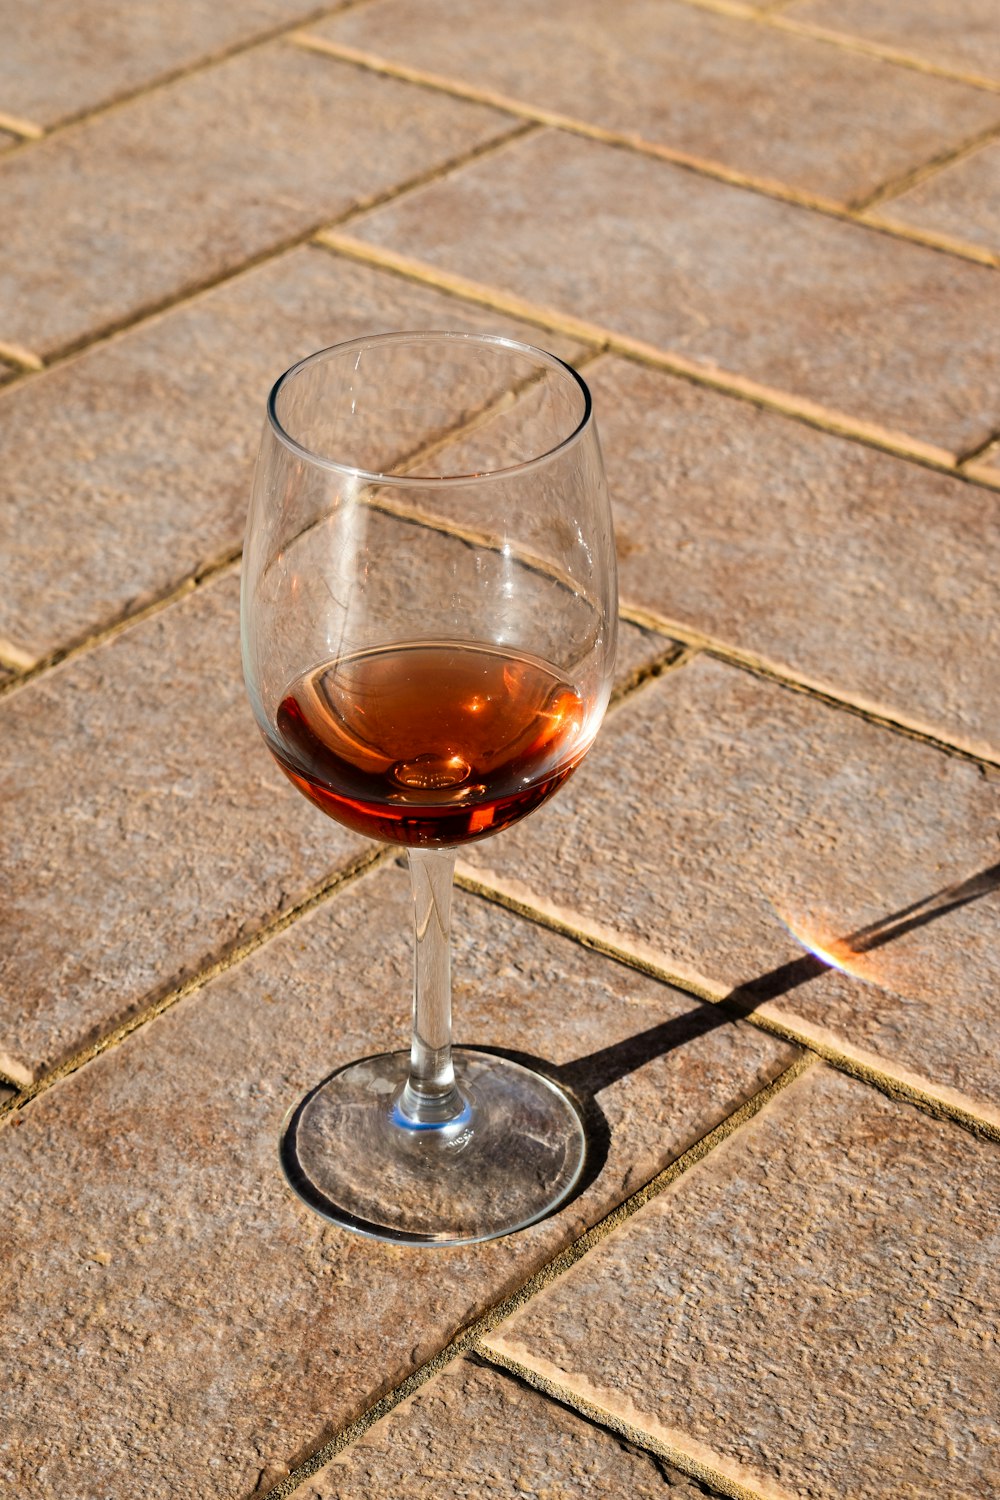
[475,997,728,1206]
[483,857,1000,1223]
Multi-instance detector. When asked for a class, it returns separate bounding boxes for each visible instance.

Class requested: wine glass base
[280,1048,587,1245]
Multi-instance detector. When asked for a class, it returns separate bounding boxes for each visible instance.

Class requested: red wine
[270,641,588,845]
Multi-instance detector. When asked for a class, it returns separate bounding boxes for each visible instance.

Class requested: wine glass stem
[397,846,467,1128]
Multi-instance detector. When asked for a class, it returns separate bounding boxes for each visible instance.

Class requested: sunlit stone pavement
[2,2,998,1496]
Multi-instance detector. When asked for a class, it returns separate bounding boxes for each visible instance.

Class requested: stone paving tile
[0,43,513,359]
[587,353,1000,756]
[790,0,1000,85]
[301,1355,723,1498]
[875,139,1000,260]
[0,572,368,1085]
[484,1065,1000,1500]
[312,0,1000,204]
[0,0,335,128]
[0,246,588,666]
[460,654,1000,1120]
[346,129,1000,458]
[0,864,794,1498]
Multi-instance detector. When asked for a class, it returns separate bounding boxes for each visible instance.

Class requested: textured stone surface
[485,1065,1000,1500]
[302,1356,724,1498]
[0,864,793,1499]
[588,353,1000,754]
[461,654,1000,1117]
[0,246,588,665]
[348,129,1000,456]
[313,0,1000,203]
[0,573,368,1083]
[0,0,333,127]
[0,43,512,357]
[876,139,1000,260]
[790,0,1000,83]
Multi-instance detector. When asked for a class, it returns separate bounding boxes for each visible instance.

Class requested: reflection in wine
[270,640,589,845]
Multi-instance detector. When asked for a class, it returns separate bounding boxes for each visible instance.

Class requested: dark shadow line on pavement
[476,858,1000,1219]
[559,856,1000,1100]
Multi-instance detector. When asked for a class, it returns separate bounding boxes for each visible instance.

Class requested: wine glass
[242,331,617,1244]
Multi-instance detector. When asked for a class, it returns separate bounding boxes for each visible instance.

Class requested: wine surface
[270,641,588,845]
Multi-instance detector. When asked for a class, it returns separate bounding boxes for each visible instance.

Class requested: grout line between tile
[0,110,44,139]
[296,30,1000,271]
[0,116,531,384]
[452,869,1000,1145]
[858,215,998,269]
[742,1004,1000,1139]
[609,641,694,707]
[771,15,1000,95]
[0,4,367,154]
[317,232,997,488]
[0,340,44,371]
[0,846,392,1113]
[962,456,1000,486]
[5,348,993,788]
[958,427,1000,469]
[853,117,1000,214]
[472,1345,784,1500]
[0,638,37,673]
[293,31,852,219]
[618,600,1000,771]
[663,0,761,19]
[677,0,1000,94]
[0,225,325,376]
[0,548,243,703]
[1,7,996,393]
[258,1054,813,1500]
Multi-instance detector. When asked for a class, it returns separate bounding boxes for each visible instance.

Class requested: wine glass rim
[265,330,594,486]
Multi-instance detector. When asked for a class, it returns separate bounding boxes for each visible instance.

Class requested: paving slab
[789,0,1000,85]
[0,573,368,1084]
[345,129,1000,458]
[460,654,1000,1121]
[0,43,513,359]
[0,245,588,666]
[300,1355,724,1498]
[587,353,1000,755]
[0,0,336,128]
[484,1065,1000,1500]
[874,138,1000,261]
[311,0,1000,204]
[0,863,793,1499]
